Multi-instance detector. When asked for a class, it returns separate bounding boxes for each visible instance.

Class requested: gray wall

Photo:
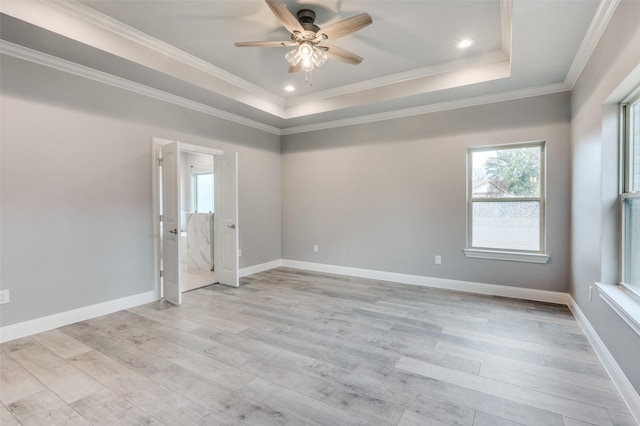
[0,55,282,327]
[282,92,571,292]
[570,1,640,393]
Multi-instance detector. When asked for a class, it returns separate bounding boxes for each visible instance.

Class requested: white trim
[33,0,514,115]
[239,259,284,278]
[0,0,614,135]
[0,41,282,136]
[151,137,166,300]
[565,0,621,88]
[0,291,156,343]
[500,0,513,55]
[284,51,509,107]
[597,283,640,337]
[280,259,568,304]
[49,1,284,107]
[281,82,571,135]
[568,296,640,424]
[462,249,550,264]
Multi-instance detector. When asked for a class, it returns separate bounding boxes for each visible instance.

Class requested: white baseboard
[239,259,283,278]
[280,259,569,304]
[568,297,640,424]
[0,291,156,343]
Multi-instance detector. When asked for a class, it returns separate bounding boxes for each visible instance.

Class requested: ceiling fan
[234,0,373,84]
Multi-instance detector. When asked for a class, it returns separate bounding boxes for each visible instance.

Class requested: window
[620,90,640,297]
[464,142,549,263]
[192,172,214,213]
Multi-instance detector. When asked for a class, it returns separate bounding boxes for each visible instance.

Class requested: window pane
[630,101,640,192]
[622,196,640,295]
[472,201,540,251]
[195,173,213,212]
[472,146,541,198]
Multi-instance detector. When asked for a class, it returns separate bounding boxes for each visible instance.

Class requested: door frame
[151,137,226,301]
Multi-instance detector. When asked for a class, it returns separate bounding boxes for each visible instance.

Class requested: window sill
[596,282,640,337]
[462,249,550,264]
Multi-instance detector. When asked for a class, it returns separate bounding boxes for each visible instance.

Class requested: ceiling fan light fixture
[298,42,314,59]
[237,1,372,86]
[285,49,301,66]
[300,57,314,72]
[312,49,327,67]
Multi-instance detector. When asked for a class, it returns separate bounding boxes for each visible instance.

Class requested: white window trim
[597,282,640,337]
[465,141,548,263]
[618,88,640,300]
[462,248,550,263]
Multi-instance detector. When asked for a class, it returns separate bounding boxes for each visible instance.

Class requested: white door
[214,151,239,287]
[161,141,182,304]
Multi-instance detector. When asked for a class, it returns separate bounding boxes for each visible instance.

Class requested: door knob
[169,229,178,235]
[227,224,236,229]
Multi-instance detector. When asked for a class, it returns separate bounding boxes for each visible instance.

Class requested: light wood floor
[1,268,636,425]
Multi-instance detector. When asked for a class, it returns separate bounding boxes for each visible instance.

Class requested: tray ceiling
[0,0,606,134]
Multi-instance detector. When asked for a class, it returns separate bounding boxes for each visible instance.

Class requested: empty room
[1,0,639,425]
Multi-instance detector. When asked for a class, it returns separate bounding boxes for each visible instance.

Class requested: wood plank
[397,409,453,426]
[68,350,219,424]
[479,363,629,413]
[0,350,47,405]
[5,389,90,425]
[473,411,525,426]
[70,388,163,425]
[0,267,632,425]
[8,343,103,404]
[395,356,613,425]
[434,342,617,392]
[31,329,92,359]
[0,402,20,426]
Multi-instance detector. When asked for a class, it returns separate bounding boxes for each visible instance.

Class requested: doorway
[182,151,215,292]
[152,137,239,305]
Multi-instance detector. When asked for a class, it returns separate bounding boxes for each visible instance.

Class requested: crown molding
[0,41,282,135]
[284,50,510,108]
[281,82,571,135]
[500,0,513,55]
[50,0,285,108]
[2,0,610,137]
[1,0,518,123]
[285,2,513,108]
[564,0,621,88]
[0,0,285,117]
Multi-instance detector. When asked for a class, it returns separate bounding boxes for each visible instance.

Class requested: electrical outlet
[313,244,319,253]
[435,255,442,265]
[589,285,593,301]
[0,290,10,305]
[238,249,242,257]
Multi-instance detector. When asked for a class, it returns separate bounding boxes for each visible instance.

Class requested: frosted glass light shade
[312,49,327,67]
[285,49,300,66]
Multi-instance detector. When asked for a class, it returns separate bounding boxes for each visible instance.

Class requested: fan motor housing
[297,9,320,33]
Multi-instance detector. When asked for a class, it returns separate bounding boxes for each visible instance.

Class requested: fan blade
[235,40,297,47]
[324,45,363,65]
[288,63,301,73]
[265,0,304,34]
[317,13,372,41]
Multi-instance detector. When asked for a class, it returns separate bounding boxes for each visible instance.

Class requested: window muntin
[468,142,545,253]
[621,91,640,296]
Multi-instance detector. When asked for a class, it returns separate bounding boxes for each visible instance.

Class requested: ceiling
[0,0,611,135]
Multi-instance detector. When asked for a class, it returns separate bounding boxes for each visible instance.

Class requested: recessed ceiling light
[284,85,296,92]
[457,39,474,49]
